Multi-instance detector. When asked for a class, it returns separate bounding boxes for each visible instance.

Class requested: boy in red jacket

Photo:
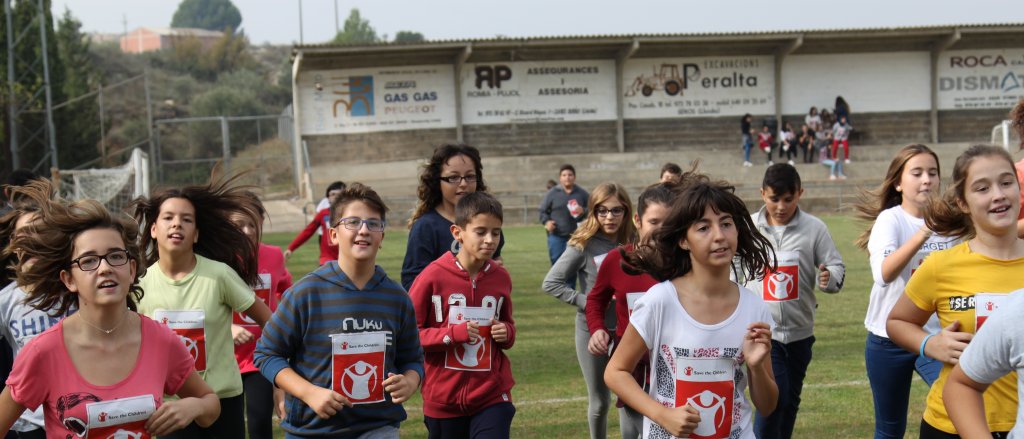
[409,192,516,438]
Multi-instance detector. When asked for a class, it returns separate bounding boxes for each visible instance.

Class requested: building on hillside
[88,32,120,45]
[120,27,224,54]
[287,24,1024,200]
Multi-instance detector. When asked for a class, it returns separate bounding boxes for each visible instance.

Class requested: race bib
[234,273,272,325]
[153,310,207,371]
[675,357,735,439]
[567,199,583,217]
[331,332,387,404]
[625,292,644,316]
[593,253,608,272]
[975,292,1013,331]
[445,306,495,372]
[85,395,155,439]
[763,251,799,302]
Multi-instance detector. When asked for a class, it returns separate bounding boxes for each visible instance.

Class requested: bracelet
[919,333,935,358]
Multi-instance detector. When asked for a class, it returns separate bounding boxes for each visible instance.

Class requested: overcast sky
[52,0,1021,45]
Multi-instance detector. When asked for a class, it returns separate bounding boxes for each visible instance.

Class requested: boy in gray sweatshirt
[742,163,845,439]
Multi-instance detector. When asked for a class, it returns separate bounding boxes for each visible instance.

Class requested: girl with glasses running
[0,181,220,438]
[131,177,272,439]
[401,144,505,291]
[543,183,636,439]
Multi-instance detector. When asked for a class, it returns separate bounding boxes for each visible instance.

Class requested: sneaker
[839,174,847,180]
[829,175,837,180]
[845,159,851,164]
[768,161,774,166]
[743,161,753,167]
[788,160,795,165]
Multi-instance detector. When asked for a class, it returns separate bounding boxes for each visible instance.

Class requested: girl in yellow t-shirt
[887,144,1024,437]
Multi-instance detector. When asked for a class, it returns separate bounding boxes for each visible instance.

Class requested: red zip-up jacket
[585,246,657,405]
[409,251,516,418]
[287,209,339,265]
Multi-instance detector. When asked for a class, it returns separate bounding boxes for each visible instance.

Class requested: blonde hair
[568,183,635,250]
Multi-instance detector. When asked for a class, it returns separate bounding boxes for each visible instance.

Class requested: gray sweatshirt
[739,207,845,343]
[542,234,616,313]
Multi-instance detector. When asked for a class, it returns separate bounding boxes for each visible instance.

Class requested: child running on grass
[585,182,673,439]
[740,163,845,439]
[409,192,516,438]
[543,183,635,439]
[856,144,957,439]
[229,191,292,439]
[887,144,1024,437]
[402,144,504,291]
[255,183,423,438]
[0,181,220,438]
[132,178,272,439]
[285,181,345,266]
[606,174,777,439]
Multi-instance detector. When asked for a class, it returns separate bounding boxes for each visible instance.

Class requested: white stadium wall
[781,52,931,114]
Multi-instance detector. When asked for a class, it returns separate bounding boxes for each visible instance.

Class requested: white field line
[403,379,868,412]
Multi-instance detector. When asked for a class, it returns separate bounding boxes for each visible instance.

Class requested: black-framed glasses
[333,217,387,232]
[439,175,477,185]
[70,249,130,271]
[596,207,626,217]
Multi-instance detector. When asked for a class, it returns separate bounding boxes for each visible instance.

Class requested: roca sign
[938,49,1024,110]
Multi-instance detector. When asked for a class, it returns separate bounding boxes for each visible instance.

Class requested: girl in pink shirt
[0,181,220,438]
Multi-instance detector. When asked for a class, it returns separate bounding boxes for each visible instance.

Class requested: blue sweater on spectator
[401,208,504,291]
[255,262,424,438]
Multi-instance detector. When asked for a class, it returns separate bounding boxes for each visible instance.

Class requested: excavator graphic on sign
[626,64,688,97]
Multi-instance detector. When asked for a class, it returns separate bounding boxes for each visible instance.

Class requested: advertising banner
[938,49,1024,110]
[461,60,617,124]
[298,65,457,134]
[623,56,774,118]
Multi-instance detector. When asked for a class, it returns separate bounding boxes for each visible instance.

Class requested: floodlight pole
[37,0,59,170]
[5,0,18,169]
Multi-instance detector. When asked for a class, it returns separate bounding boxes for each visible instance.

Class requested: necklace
[78,308,130,335]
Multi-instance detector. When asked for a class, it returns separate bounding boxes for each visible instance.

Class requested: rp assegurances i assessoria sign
[298,65,458,135]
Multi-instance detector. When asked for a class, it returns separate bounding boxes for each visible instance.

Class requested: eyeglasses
[596,207,626,217]
[70,249,130,271]
[333,217,387,232]
[439,175,477,185]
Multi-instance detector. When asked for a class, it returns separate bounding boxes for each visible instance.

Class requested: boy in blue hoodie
[741,164,845,439]
[255,183,424,438]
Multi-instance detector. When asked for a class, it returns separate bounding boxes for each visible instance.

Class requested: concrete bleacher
[265,142,976,233]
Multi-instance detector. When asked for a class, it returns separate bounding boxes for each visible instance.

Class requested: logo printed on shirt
[974,290,1022,330]
[86,395,155,439]
[675,357,735,439]
[762,251,798,302]
[152,310,207,371]
[331,331,387,404]
[445,306,495,371]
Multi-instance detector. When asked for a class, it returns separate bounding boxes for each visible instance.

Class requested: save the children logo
[331,332,387,404]
[763,251,799,302]
[152,310,207,371]
[445,306,495,372]
[87,395,155,439]
[675,357,735,439]
[235,273,272,325]
[974,290,1022,330]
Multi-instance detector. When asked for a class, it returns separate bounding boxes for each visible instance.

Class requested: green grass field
[264,215,929,438]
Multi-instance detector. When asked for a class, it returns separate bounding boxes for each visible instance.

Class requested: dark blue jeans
[424,402,516,439]
[865,333,941,439]
[547,233,575,288]
[754,336,814,439]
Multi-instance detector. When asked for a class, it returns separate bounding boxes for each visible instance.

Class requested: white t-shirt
[630,280,773,439]
[865,205,959,337]
[959,290,1024,439]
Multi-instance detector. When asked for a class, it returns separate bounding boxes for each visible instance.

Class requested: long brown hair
[1012,98,1024,150]
[408,143,488,227]
[0,184,49,285]
[925,144,1016,239]
[131,175,260,286]
[624,175,773,282]
[568,183,635,250]
[5,180,146,316]
[854,144,940,250]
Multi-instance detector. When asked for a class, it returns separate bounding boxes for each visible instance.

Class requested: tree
[332,9,378,45]
[55,7,101,168]
[394,31,424,43]
[171,0,242,32]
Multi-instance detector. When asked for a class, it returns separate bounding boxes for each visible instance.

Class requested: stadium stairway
[264,142,975,232]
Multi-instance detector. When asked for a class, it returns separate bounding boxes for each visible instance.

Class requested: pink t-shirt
[7,314,194,439]
[234,243,292,374]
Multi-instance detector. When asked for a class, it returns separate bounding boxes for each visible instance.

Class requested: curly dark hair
[623,175,774,282]
[131,175,260,286]
[408,143,488,228]
[5,180,146,317]
[1012,98,1024,150]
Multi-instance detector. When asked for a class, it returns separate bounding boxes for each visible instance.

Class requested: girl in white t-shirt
[853,143,956,439]
[605,174,777,439]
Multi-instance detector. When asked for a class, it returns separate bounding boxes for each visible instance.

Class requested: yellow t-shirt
[905,242,1021,433]
[139,255,256,398]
